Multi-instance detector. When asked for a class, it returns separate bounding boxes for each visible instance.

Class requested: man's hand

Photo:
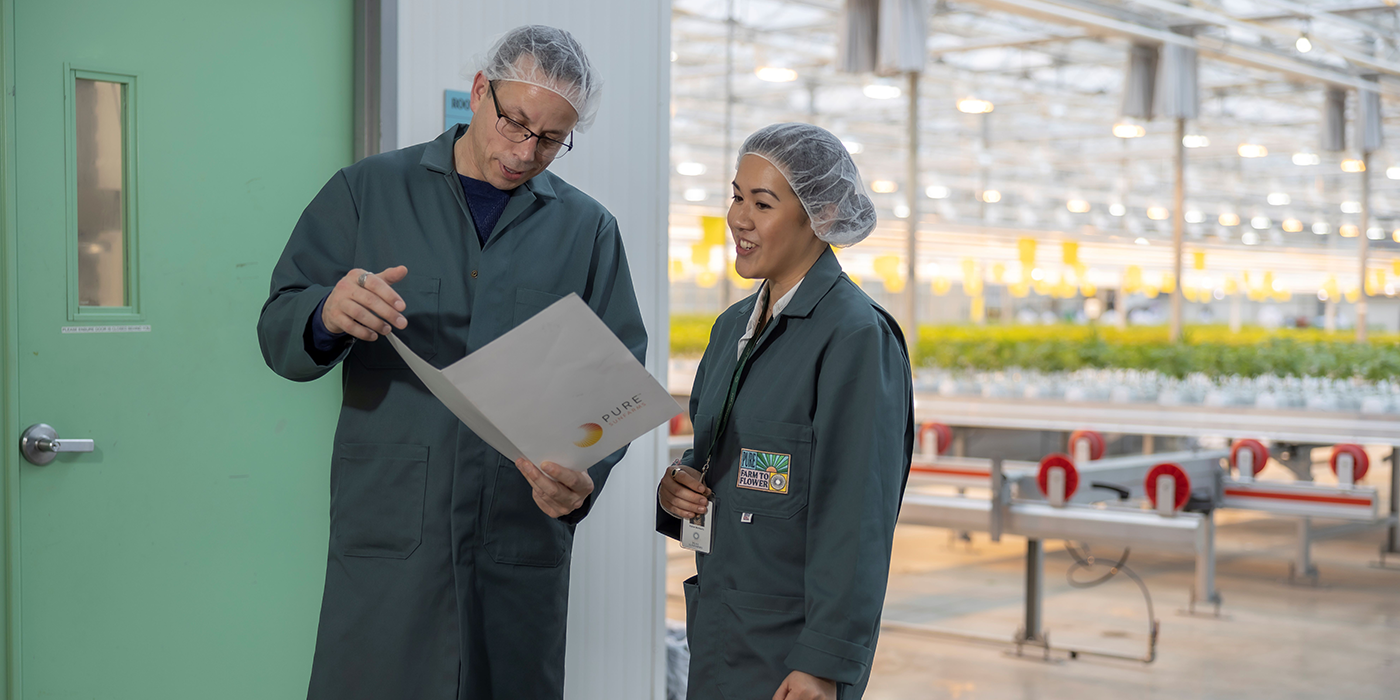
[773,671,837,700]
[659,464,711,519]
[516,458,595,518]
[322,265,410,341]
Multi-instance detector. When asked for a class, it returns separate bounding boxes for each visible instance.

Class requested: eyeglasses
[488,81,573,159]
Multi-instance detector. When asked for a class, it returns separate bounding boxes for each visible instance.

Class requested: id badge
[680,497,714,554]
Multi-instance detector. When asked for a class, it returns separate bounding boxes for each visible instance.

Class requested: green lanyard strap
[699,302,769,484]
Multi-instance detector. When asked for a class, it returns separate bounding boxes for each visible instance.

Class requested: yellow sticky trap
[1080,282,1097,297]
[1144,285,1159,299]
[1183,286,1199,303]
[1034,279,1051,296]
[931,276,952,295]
[874,254,901,279]
[1160,272,1176,294]
[669,259,685,278]
[1062,240,1079,266]
[1193,250,1206,271]
[991,263,1006,283]
[883,274,906,293]
[695,270,719,288]
[691,243,711,266]
[969,295,986,322]
[1345,286,1360,303]
[701,216,728,247]
[1018,238,1037,267]
[1009,282,1030,299]
[1393,259,1400,277]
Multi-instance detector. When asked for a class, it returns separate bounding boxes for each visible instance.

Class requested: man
[257,25,646,700]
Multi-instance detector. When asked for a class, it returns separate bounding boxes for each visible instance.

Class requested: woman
[657,123,914,700]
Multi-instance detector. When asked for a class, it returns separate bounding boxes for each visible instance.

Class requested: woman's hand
[658,464,712,519]
[772,670,837,700]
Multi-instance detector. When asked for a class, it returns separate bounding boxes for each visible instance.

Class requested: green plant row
[670,315,1400,381]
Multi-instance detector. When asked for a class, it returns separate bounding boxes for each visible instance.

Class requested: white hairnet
[482,25,601,133]
[738,123,877,247]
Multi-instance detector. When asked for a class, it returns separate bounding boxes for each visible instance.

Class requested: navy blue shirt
[309,172,513,353]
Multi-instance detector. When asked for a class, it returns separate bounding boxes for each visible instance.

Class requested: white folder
[387,293,680,471]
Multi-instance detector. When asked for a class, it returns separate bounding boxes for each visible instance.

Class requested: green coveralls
[258,125,646,700]
[658,248,914,699]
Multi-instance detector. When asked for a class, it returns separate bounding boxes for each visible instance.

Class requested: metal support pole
[1023,539,1045,642]
[1357,149,1370,343]
[1192,511,1220,612]
[1170,117,1185,342]
[720,0,735,309]
[1293,517,1319,582]
[1387,447,1399,555]
[905,71,920,336]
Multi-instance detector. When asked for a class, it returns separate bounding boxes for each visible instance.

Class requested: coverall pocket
[725,419,812,519]
[717,587,805,695]
[682,574,700,632]
[352,276,441,368]
[331,443,429,558]
[483,458,573,567]
[513,287,563,325]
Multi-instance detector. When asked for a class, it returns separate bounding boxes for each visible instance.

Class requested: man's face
[461,72,579,190]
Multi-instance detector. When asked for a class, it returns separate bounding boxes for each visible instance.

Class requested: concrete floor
[665,455,1400,699]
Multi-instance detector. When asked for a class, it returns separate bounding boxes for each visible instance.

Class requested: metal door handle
[19,424,95,466]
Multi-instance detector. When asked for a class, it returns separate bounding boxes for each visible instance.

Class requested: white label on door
[61,325,151,334]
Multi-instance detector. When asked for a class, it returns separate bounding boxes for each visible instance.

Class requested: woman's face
[728,154,822,282]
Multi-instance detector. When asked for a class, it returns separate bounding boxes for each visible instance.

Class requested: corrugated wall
[393,2,671,698]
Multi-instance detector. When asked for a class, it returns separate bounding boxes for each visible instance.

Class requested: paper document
[387,293,681,471]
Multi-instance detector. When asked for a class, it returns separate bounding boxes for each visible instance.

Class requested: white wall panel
[394,2,671,698]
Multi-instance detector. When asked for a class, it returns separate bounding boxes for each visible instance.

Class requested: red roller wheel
[919,422,953,456]
[1145,463,1190,511]
[1330,444,1370,482]
[1037,454,1080,501]
[1229,439,1268,477]
[1068,429,1105,461]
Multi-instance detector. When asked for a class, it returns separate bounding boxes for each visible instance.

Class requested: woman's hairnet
[481,25,601,133]
[737,123,877,247]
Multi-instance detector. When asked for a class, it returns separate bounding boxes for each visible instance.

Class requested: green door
[4,0,351,696]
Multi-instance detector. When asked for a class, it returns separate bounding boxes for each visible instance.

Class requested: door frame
[1,0,22,696]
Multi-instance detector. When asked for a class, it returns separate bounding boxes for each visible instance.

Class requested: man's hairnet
[737,123,877,247]
[482,25,601,133]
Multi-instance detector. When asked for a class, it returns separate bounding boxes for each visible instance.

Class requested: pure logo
[736,448,791,494]
[601,394,646,426]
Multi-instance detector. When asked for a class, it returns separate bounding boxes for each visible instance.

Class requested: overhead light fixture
[1185,210,1205,223]
[842,140,864,154]
[1238,143,1268,158]
[863,83,902,100]
[1293,152,1321,166]
[676,161,706,177]
[670,51,678,63]
[1251,216,1271,229]
[1388,166,1400,179]
[1312,222,1330,235]
[1341,158,1366,173]
[925,185,950,199]
[981,190,1002,203]
[1066,199,1090,213]
[1267,192,1291,206]
[1147,206,1169,220]
[1340,224,1360,238]
[755,66,798,83]
[1341,201,1362,214]
[1030,268,1045,281]
[1296,34,1312,53]
[956,97,994,114]
[1182,134,1210,148]
[684,188,707,202]
[894,204,910,219]
[1368,227,1385,240]
[1318,289,1329,301]
[1241,231,1260,245]
[1283,218,1304,233]
[1135,237,1150,246]
[871,179,898,194]
[1219,213,1240,226]
[1109,203,1126,217]
[1393,229,1400,243]
[1113,122,1146,139]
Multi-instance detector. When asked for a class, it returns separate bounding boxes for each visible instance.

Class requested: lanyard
[698,299,770,485]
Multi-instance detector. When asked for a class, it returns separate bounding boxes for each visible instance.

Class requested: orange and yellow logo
[574,423,604,448]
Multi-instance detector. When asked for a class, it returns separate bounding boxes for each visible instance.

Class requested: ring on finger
[357,271,370,288]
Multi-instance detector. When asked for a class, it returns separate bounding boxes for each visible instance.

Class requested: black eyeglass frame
[487,80,574,158]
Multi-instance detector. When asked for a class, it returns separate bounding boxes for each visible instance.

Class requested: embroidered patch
[736,448,791,494]
[741,512,753,523]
